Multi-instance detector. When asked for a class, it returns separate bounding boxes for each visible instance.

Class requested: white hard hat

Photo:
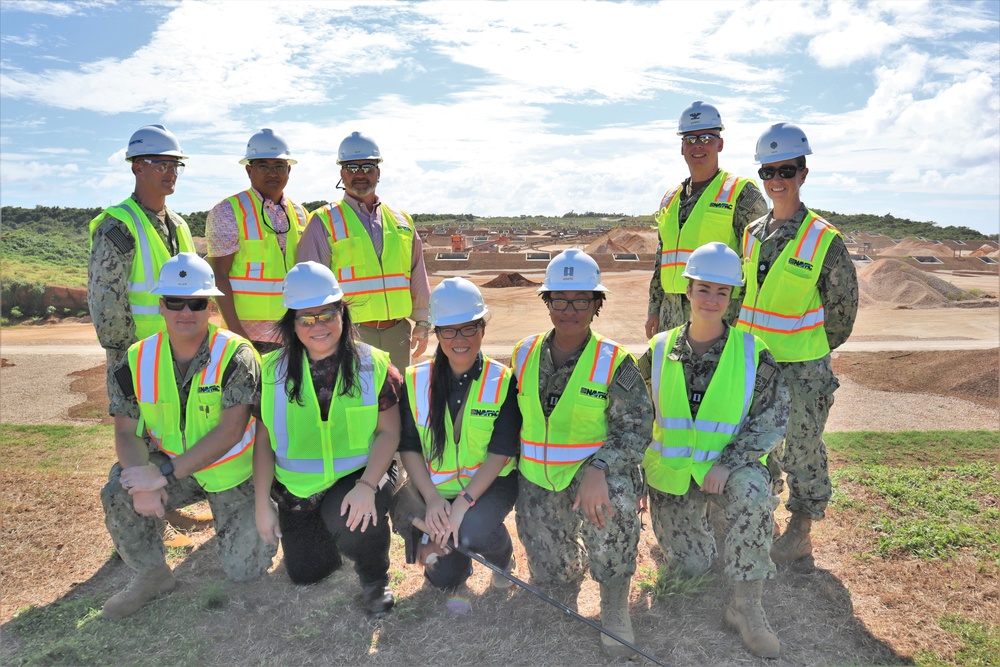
[677,101,725,135]
[539,249,610,293]
[150,253,224,297]
[240,128,297,165]
[338,131,382,163]
[126,124,187,161]
[282,262,344,309]
[430,277,489,327]
[682,242,744,287]
[755,122,812,164]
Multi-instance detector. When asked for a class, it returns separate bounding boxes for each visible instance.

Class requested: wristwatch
[415,320,431,329]
[589,458,609,474]
[159,459,178,485]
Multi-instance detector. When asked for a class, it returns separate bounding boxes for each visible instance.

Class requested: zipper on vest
[542,415,555,491]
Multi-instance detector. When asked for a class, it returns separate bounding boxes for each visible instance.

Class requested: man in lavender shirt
[297,131,430,370]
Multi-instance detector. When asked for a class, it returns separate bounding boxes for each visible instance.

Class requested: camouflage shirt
[647,173,768,329]
[743,203,859,351]
[535,331,653,477]
[110,335,260,440]
[637,323,790,470]
[87,194,188,354]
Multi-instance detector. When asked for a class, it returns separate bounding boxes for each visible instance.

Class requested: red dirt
[482,272,540,288]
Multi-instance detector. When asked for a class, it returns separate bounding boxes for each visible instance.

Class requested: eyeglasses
[436,323,482,339]
[548,298,595,311]
[252,163,289,175]
[142,159,185,175]
[163,297,209,312]
[341,163,379,175]
[681,133,720,145]
[294,307,342,326]
[758,165,801,181]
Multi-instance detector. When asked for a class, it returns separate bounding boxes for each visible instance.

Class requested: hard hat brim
[537,283,610,293]
[282,293,344,310]
[680,271,744,287]
[755,149,812,165]
[430,306,489,328]
[239,156,298,166]
[150,285,225,297]
[127,150,189,161]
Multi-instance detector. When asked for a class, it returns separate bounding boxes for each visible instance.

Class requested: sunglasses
[294,307,342,326]
[342,163,379,175]
[252,163,289,175]
[142,159,185,175]
[758,165,801,181]
[163,297,209,312]
[681,133,720,145]
[436,323,482,340]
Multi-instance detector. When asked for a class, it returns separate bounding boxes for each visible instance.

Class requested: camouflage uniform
[744,204,858,519]
[648,176,768,332]
[638,324,790,581]
[87,195,188,403]
[515,332,653,586]
[102,338,275,580]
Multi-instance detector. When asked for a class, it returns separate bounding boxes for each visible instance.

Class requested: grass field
[1,426,997,666]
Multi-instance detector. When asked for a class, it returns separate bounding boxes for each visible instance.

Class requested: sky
[1,0,998,236]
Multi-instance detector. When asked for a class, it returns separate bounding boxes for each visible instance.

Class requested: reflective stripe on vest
[262,344,388,498]
[737,210,840,362]
[226,190,305,320]
[513,331,628,492]
[130,325,255,492]
[312,201,413,322]
[407,358,515,496]
[643,327,762,495]
[656,171,750,294]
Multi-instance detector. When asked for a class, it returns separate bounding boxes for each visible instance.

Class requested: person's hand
[572,466,613,529]
[411,325,430,359]
[424,495,451,546]
[702,464,731,495]
[447,498,471,548]
[341,482,377,532]
[256,502,282,545]
[644,314,658,340]
[121,463,167,494]
[132,488,167,518]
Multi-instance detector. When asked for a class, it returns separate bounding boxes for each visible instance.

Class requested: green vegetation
[636,563,713,601]
[0,424,113,473]
[914,614,1000,667]
[813,208,992,242]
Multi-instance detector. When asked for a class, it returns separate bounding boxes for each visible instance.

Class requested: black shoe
[361,582,394,618]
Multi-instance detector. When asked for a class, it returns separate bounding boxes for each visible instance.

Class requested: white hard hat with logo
[126,124,188,161]
[240,128,297,165]
[755,122,813,164]
[430,277,489,327]
[338,131,382,164]
[682,242,744,287]
[677,101,725,135]
[539,249,610,293]
[150,253,224,296]
[282,262,345,309]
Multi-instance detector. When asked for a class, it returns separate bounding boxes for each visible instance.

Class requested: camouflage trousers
[772,356,838,520]
[515,464,642,587]
[102,452,276,581]
[655,292,741,334]
[648,463,778,582]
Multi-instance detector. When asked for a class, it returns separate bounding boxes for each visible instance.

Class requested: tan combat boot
[101,564,176,619]
[770,511,812,564]
[725,580,781,658]
[599,581,635,659]
[162,522,193,548]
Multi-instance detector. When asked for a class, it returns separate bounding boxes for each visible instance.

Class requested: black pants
[277,464,397,586]
[426,472,519,590]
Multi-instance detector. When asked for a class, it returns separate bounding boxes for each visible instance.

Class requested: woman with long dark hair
[397,277,520,590]
[253,261,401,617]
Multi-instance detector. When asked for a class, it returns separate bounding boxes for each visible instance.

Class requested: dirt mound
[482,272,540,288]
[969,243,999,257]
[585,226,658,254]
[877,239,953,258]
[858,259,976,308]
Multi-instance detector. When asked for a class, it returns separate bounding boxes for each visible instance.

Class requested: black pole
[408,515,669,666]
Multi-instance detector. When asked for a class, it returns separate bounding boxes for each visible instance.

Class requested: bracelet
[460,491,476,507]
[355,479,378,492]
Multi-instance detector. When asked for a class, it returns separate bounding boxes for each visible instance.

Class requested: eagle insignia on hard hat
[690,112,701,120]
[770,141,778,149]
[179,270,187,278]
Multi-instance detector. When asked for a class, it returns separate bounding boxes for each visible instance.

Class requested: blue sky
[1,0,998,236]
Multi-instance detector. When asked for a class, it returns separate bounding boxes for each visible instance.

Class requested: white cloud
[0,0,112,17]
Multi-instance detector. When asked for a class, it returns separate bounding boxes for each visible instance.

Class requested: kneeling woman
[398,278,520,590]
[253,262,402,617]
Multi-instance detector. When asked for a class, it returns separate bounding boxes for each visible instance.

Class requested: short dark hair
[795,155,807,169]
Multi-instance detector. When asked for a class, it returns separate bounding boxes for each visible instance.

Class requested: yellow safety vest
[737,210,840,362]
[657,170,752,294]
[309,201,414,322]
[260,344,389,498]
[128,324,255,493]
[406,358,517,499]
[89,198,196,340]
[225,189,306,321]
[643,326,764,495]
[512,331,630,492]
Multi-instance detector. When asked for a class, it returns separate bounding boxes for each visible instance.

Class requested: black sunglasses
[163,297,210,312]
[342,163,379,175]
[758,165,801,181]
